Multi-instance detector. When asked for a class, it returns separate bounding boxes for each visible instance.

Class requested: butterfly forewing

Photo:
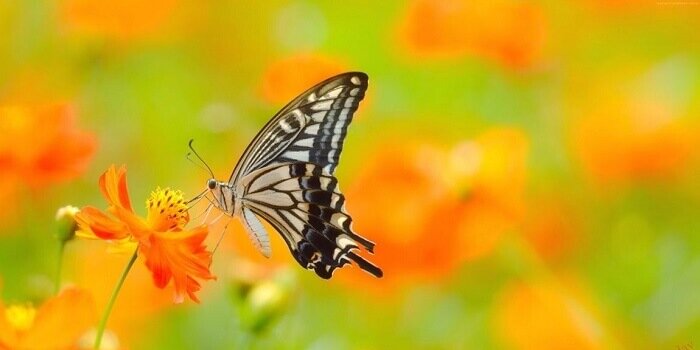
[229,72,368,183]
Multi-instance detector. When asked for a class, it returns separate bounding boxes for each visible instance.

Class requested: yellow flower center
[145,187,189,231]
[5,304,36,332]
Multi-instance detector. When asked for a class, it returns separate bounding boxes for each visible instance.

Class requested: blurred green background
[1,0,700,349]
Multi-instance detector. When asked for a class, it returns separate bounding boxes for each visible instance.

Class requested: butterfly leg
[212,216,233,254]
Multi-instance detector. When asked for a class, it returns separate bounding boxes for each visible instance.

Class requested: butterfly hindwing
[239,162,381,279]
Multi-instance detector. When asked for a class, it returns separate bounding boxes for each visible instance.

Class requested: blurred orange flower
[570,86,700,185]
[71,245,176,345]
[76,165,215,303]
[58,0,180,41]
[0,288,96,349]
[343,127,528,288]
[436,128,529,262]
[396,0,547,69]
[345,142,453,286]
[0,103,96,187]
[493,278,606,350]
[522,194,582,261]
[259,54,346,105]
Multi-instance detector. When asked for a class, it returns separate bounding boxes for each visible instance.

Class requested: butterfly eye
[207,179,217,190]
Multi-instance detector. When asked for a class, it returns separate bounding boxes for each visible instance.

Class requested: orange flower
[71,244,175,345]
[572,105,699,184]
[396,0,547,69]
[58,0,180,41]
[0,103,96,187]
[493,278,606,350]
[76,165,215,303]
[0,103,95,229]
[430,128,528,263]
[569,67,700,185]
[0,288,96,349]
[343,127,528,289]
[259,54,347,105]
[344,141,454,289]
[522,194,582,261]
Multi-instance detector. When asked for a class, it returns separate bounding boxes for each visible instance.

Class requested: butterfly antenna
[187,139,216,178]
[186,153,210,175]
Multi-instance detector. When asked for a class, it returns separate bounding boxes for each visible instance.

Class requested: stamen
[146,187,190,231]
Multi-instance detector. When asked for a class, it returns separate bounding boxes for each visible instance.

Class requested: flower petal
[99,165,133,212]
[0,103,96,187]
[22,288,97,349]
[109,205,151,241]
[75,206,131,240]
[140,225,216,303]
[105,239,139,255]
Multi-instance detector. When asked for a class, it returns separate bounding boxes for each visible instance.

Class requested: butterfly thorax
[207,179,238,216]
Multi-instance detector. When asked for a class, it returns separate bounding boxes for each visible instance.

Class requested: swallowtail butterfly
[200,72,382,279]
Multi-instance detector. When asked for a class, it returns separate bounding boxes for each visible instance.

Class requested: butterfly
[194,72,382,279]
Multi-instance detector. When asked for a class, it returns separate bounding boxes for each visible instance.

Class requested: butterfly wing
[229,72,368,183]
[229,72,380,278]
[239,162,381,278]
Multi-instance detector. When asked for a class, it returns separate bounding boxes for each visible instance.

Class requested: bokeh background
[1,0,700,349]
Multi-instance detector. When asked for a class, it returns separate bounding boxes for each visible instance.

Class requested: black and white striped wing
[229,72,368,183]
[228,72,380,278]
[239,162,382,279]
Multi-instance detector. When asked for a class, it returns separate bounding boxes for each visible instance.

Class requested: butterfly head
[206,178,221,206]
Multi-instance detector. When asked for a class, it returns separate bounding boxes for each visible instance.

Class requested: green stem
[94,248,138,350]
[54,241,65,294]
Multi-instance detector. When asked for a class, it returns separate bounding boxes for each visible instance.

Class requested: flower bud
[230,265,296,334]
[55,205,80,243]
